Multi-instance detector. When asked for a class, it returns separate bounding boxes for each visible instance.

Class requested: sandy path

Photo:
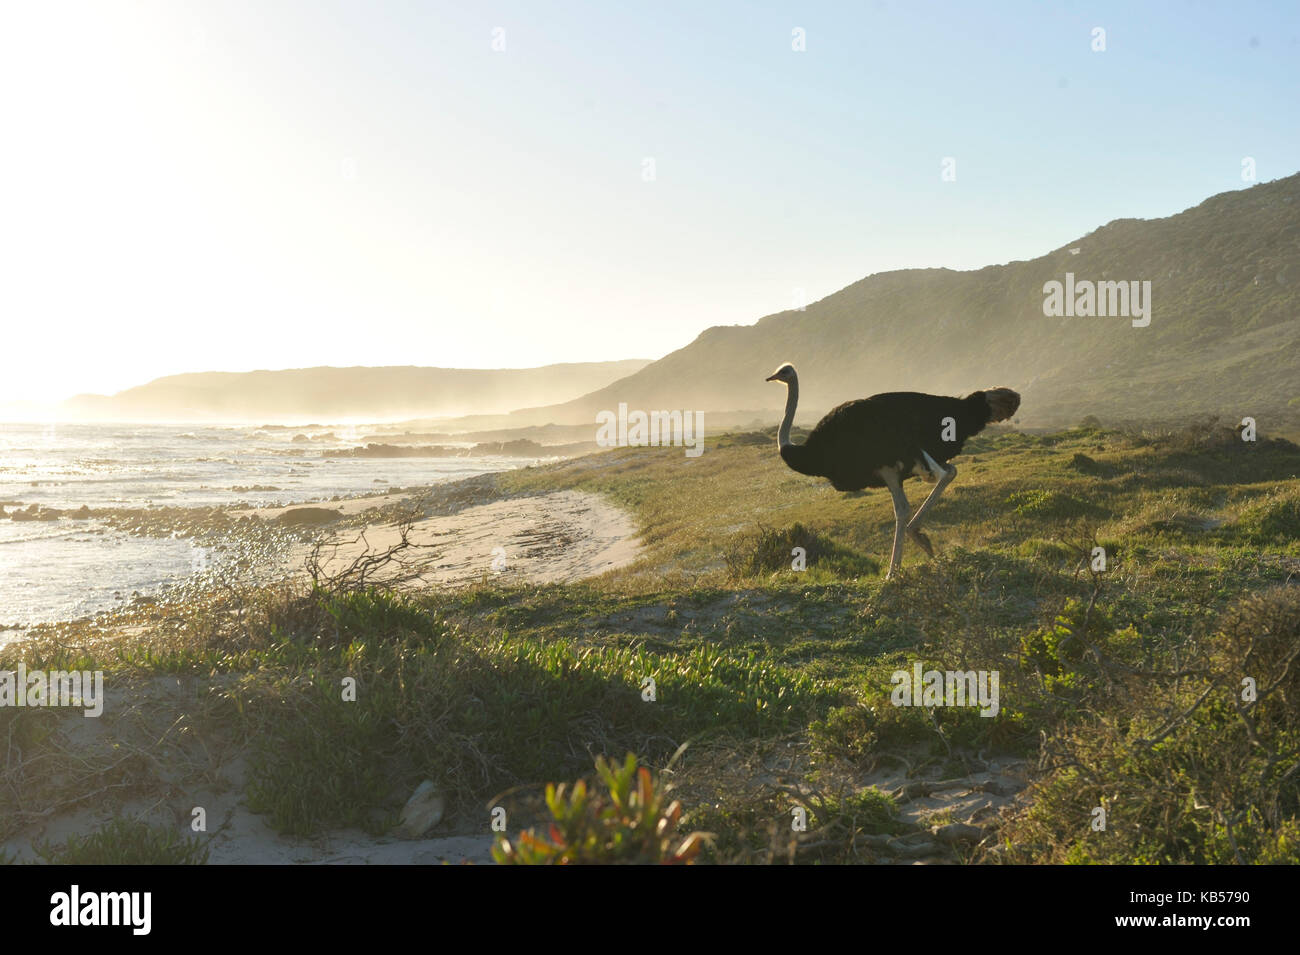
[278,490,641,589]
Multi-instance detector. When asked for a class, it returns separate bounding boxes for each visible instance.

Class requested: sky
[0,0,1297,407]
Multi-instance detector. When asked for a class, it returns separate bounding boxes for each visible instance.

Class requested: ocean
[0,422,525,634]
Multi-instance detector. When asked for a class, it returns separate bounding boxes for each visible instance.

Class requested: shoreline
[0,464,646,865]
[2,471,642,644]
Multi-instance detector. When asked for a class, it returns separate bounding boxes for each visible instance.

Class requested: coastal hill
[61,175,1300,431]
[504,174,1300,430]
[61,360,651,422]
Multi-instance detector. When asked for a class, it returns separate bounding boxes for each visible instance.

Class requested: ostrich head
[765,363,797,385]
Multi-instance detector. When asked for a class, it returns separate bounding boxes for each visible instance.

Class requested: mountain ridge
[58,174,1300,430]
[494,173,1300,430]
[61,360,653,422]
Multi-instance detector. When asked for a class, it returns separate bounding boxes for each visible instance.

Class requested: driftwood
[305,516,440,594]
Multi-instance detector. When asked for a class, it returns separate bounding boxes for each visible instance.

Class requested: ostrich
[765,363,1020,579]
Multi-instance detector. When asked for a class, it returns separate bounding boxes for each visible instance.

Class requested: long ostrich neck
[778,378,799,449]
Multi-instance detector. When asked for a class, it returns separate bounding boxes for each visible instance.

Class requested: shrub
[1236,490,1300,545]
[808,786,906,836]
[724,522,878,578]
[1005,489,1101,520]
[1002,586,1300,864]
[809,705,878,767]
[321,589,445,645]
[1121,415,1238,451]
[491,754,708,864]
[1214,584,1300,721]
[1020,596,1140,696]
[241,618,834,838]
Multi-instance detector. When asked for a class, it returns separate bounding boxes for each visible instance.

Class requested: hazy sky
[1,0,1297,406]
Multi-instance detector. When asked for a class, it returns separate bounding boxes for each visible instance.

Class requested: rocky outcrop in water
[8,504,61,521]
[326,438,594,459]
[7,503,100,521]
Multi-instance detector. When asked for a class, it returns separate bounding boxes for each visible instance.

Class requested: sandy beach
[1,482,644,865]
[237,487,642,589]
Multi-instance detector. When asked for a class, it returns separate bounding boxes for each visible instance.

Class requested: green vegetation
[34,819,209,865]
[3,420,1298,864]
[492,753,707,865]
[723,521,881,579]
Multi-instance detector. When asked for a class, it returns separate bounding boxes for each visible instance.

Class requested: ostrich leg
[880,467,910,579]
[906,451,956,558]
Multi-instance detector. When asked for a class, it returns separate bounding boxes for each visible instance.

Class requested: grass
[3,419,1298,863]
[34,818,209,865]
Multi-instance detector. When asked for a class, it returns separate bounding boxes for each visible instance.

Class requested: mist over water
[0,422,528,630]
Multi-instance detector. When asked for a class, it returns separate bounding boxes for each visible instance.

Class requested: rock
[274,506,342,526]
[395,781,445,839]
[471,438,546,456]
[932,822,985,845]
